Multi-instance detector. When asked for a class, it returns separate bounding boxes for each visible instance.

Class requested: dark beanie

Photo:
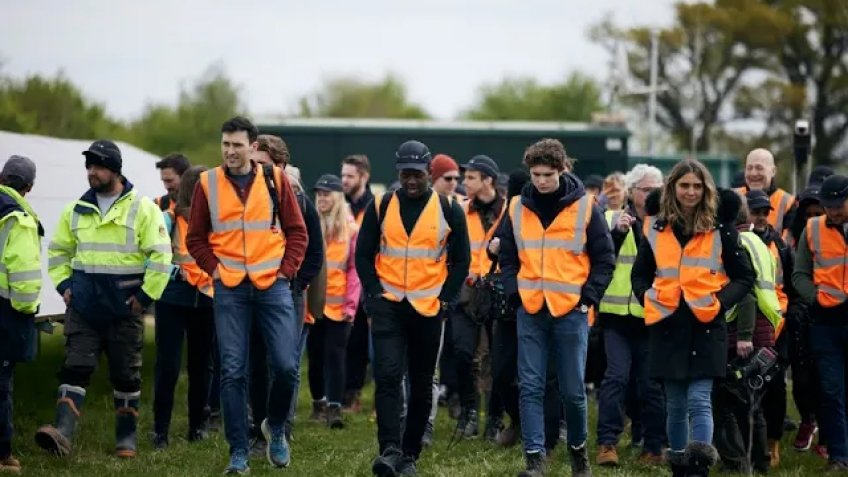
[83,140,122,174]
[507,168,530,199]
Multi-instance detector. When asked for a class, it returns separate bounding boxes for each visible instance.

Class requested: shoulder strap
[376,191,394,230]
[262,164,281,229]
[156,195,170,211]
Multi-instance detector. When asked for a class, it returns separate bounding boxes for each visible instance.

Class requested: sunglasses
[442,176,461,182]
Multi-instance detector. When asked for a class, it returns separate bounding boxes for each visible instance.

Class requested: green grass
[8,322,825,476]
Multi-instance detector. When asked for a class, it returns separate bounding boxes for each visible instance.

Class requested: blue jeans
[0,361,14,459]
[596,326,666,453]
[517,306,589,452]
[665,378,713,451]
[286,291,308,428]
[214,278,298,454]
[811,323,848,463]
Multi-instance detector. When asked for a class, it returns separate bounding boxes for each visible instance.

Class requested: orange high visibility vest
[735,187,794,232]
[199,165,286,290]
[155,195,175,212]
[375,192,450,317]
[767,241,788,314]
[511,194,592,318]
[171,215,214,298]
[643,217,729,324]
[324,230,354,321]
[465,199,505,280]
[806,216,848,307]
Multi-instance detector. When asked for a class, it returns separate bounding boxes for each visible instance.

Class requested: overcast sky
[2,0,678,120]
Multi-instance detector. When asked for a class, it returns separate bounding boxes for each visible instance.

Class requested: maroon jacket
[186,164,308,281]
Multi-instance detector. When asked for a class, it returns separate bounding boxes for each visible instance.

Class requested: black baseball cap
[313,174,343,193]
[461,155,499,179]
[584,174,604,190]
[746,189,773,211]
[83,140,122,173]
[819,175,848,208]
[395,140,431,171]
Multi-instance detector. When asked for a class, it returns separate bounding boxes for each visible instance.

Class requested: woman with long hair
[307,174,361,429]
[152,165,215,448]
[632,159,754,476]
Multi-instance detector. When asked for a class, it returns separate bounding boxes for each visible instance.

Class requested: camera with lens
[726,347,780,391]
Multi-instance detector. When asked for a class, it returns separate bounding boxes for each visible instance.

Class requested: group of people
[2,115,848,477]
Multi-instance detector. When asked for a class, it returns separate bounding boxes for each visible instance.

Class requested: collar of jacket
[75,176,135,215]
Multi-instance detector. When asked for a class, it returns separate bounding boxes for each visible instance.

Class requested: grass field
[7,322,826,476]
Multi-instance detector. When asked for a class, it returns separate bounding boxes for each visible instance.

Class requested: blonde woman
[602,172,627,211]
[631,159,754,476]
[306,174,361,429]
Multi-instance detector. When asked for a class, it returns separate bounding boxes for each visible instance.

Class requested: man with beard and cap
[36,140,172,460]
[340,154,373,414]
[499,138,615,477]
[356,140,470,476]
[793,174,848,472]
[0,156,43,474]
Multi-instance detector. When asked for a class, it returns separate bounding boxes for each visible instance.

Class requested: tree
[592,1,792,152]
[297,75,429,119]
[462,73,603,121]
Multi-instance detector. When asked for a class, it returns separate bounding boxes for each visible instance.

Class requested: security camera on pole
[793,119,812,195]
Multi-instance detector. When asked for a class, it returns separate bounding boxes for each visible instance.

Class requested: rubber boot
[114,390,140,458]
[685,441,718,477]
[35,384,86,457]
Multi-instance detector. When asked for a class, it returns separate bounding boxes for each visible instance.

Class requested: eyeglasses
[442,176,460,182]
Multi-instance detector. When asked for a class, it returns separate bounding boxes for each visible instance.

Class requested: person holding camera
[712,193,785,474]
[595,164,667,467]
[632,160,754,477]
[792,174,848,472]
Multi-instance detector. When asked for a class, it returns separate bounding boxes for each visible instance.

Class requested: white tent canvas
[0,131,167,316]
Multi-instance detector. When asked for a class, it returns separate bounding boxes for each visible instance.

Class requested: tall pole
[648,29,659,155]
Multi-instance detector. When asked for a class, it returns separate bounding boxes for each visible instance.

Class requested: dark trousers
[370,298,442,459]
[345,305,370,395]
[208,332,221,413]
[439,318,458,395]
[713,382,769,472]
[0,362,14,459]
[153,301,214,435]
[811,323,848,463]
[596,325,666,454]
[492,319,519,424]
[58,308,144,392]
[452,308,484,410]
[789,319,819,425]
[763,332,788,441]
[323,319,352,405]
[306,319,326,400]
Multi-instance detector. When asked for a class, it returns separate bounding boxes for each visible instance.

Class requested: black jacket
[293,192,324,292]
[631,189,755,380]
[498,173,615,315]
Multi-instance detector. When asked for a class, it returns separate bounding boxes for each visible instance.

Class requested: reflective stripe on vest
[201,166,286,289]
[643,217,729,324]
[172,216,214,298]
[807,216,848,307]
[766,241,789,314]
[727,232,784,336]
[324,234,352,321]
[464,199,506,280]
[0,216,40,306]
[598,210,644,317]
[512,194,591,317]
[375,192,450,317]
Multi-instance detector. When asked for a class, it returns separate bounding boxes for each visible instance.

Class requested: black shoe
[568,442,592,477]
[517,451,546,477]
[372,447,403,477]
[397,455,417,476]
[685,441,718,477]
[484,416,503,442]
[666,450,687,477]
[187,428,208,442]
[421,421,434,447]
[151,432,169,450]
[327,404,344,429]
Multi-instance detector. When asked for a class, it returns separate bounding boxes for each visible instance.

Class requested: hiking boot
[685,441,718,477]
[223,448,250,475]
[260,418,290,468]
[114,390,140,458]
[596,444,618,467]
[769,439,780,468]
[484,416,503,442]
[421,420,434,447]
[372,446,403,477]
[35,384,86,457]
[496,423,520,447]
[637,451,664,465]
[0,456,21,474]
[326,403,344,429]
[666,450,687,477]
[309,400,327,422]
[794,422,818,451]
[517,451,546,477]
[397,455,417,476]
[151,432,169,450]
[569,442,592,477]
[187,427,208,442]
[462,408,479,438]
